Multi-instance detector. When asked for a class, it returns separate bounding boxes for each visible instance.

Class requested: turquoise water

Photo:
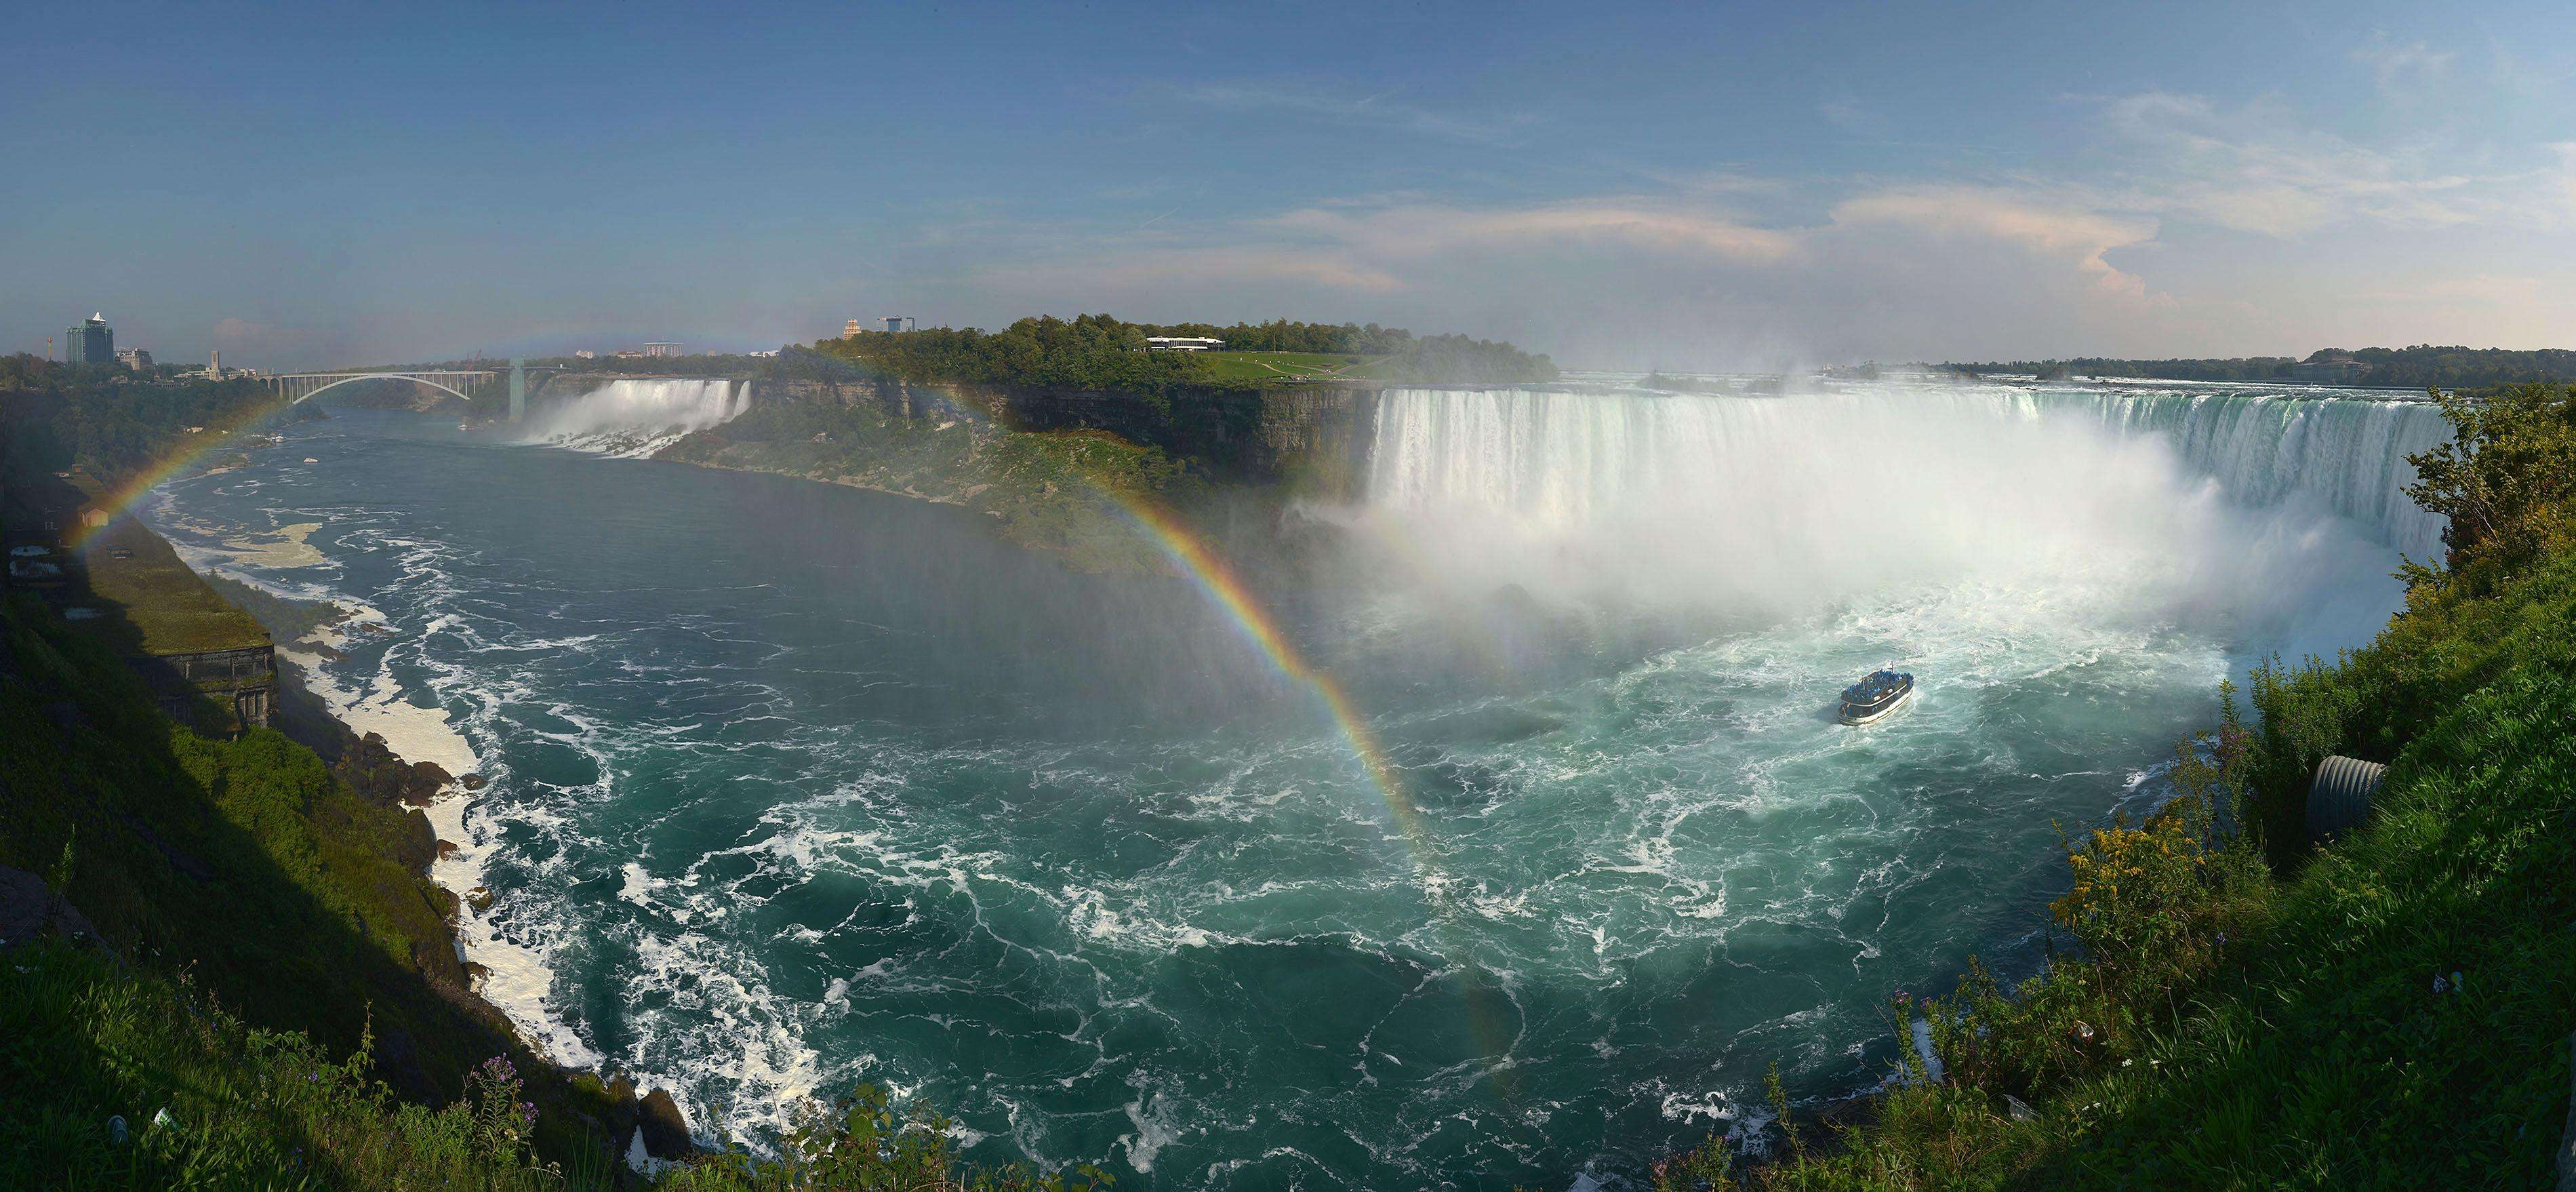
[145,383,2438,1189]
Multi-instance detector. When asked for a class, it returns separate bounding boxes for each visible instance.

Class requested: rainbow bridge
[261,370,497,405]
[262,361,556,420]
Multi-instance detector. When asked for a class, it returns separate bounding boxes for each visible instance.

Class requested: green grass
[0,941,601,1190]
[1192,351,1383,384]
[660,401,1204,570]
[78,517,270,656]
[1738,386,2576,1191]
[0,593,635,1176]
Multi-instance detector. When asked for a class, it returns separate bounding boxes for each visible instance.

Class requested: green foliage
[1742,372,2576,1189]
[813,313,1556,393]
[819,315,1215,395]
[0,940,591,1190]
[0,353,298,486]
[658,401,1201,570]
[1950,347,2576,388]
[2402,382,2576,578]
[658,1085,1113,1192]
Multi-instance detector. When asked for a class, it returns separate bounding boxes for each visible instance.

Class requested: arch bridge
[262,370,496,406]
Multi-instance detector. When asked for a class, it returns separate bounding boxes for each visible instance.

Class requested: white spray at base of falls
[521,378,748,458]
[1354,382,2449,660]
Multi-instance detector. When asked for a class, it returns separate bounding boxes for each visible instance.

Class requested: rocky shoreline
[198,564,702,1176]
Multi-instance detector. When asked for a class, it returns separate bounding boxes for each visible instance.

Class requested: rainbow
[1093,485,1523,1098]
[1098,491,1436,852]
[100,374,1527,1088]
[70,395,306,547]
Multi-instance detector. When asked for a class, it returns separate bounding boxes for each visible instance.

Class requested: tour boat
[1838,668,1914,725]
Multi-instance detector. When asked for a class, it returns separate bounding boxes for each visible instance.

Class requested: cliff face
[763,377,1384,495]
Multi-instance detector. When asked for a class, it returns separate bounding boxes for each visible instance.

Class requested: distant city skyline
[9,0,2576,371]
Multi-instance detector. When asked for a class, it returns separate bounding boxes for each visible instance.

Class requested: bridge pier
[510,358,525,422]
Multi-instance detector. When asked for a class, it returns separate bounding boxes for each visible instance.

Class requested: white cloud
[2097,92,2569,237]
[2352,35,2455,96]
[1830,186,2162,305]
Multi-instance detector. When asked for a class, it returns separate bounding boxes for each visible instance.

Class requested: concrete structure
[845,319,863,338]
[1144,336,1226,352]
[509,358,526,422]
[881,316,915,333]
[643,341,682,357]
[574,349,597,359]
[116,347,153,371]
[63,314,113,365]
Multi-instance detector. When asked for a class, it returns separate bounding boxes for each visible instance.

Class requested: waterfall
[1352,383,2447,639]
[521,378,748,458]
[2006,388,2449,560]
[1365,384,2449,559]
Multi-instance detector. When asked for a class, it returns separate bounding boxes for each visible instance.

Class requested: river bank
[186,549,703,1174]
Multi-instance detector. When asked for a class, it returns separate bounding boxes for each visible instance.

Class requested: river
[142,377,2444,1189]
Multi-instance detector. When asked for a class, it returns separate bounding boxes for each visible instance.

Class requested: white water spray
[521,378,748,458]
[1356,382,2445,657]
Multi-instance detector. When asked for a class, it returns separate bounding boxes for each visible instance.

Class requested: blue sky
[9,0,2575,369]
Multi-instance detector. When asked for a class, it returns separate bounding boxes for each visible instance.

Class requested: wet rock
[436,840,460,860]
[637,1088,694,1159]
[461,773,488,791]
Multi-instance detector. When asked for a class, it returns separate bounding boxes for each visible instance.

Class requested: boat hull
[1838,679,1914,725]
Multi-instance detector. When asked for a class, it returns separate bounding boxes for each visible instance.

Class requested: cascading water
[521,378,749,458]
[1355,382,2444,660]
[142,380,2455,1190]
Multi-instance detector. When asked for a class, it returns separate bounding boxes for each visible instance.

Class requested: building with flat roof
[64,313,113,365]
[643,341,682,357]
[116,347,153,371]
[1144,336,1226,351]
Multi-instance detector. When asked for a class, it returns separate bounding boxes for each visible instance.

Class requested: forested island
[814,313,1559,392]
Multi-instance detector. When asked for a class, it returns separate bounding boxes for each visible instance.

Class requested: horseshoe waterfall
[141,379,2444,1190]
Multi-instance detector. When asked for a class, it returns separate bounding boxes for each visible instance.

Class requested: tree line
[1947,345,2576,389]
[1,355,300,486]
[816,313,1557,391]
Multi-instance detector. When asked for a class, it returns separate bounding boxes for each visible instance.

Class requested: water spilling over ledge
[521,378,750,458]
[141,380,2443,1189]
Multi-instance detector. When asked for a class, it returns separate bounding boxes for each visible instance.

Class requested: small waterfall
[523,378,748,458]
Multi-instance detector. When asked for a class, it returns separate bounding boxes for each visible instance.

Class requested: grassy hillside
[1710,384,2576,1191]
[0,589,1114,1189]
[656,399,1204,570]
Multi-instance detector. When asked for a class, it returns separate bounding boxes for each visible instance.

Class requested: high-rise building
[844,319,862,338]
[643,341,681,357]
[63,313,113,365]
[116,347,153,370]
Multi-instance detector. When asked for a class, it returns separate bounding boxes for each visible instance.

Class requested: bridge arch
[272,372,482,407]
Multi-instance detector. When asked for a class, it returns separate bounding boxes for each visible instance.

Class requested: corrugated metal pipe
[2305,755,2387,844]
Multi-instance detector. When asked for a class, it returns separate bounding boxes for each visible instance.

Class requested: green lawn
[79,517,270,656]
[1192,351,1386,383]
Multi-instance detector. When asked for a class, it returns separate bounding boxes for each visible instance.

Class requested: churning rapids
[144,377,2445,1190]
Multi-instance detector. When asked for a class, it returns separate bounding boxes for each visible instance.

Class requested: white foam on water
[518,378,747,458]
